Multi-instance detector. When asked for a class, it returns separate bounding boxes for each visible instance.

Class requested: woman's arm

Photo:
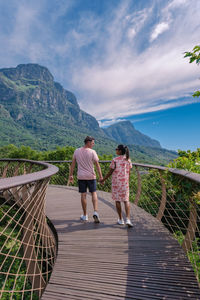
[99,168,114,183]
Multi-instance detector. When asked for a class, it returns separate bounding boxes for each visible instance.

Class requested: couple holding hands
[68,136,133,227]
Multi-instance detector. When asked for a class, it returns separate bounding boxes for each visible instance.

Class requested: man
[68,136,103,223]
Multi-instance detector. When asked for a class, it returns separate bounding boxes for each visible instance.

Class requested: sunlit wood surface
[41,186,200,300]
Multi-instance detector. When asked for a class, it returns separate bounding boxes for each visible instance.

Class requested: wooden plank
[41,186,200,299]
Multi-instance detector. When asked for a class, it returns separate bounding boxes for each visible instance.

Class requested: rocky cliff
[0,64,101,131]
[0,64,110,150]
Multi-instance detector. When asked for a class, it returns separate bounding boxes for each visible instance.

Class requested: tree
[184,45,200,97]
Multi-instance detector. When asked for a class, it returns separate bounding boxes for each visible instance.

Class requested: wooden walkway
[41,186,200,300]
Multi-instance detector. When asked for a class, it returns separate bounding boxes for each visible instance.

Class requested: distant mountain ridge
[104,121,161,148]
[0,63,177,164]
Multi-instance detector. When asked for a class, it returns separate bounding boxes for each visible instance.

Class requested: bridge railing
[46,160,200,283]
[0,159,58,300]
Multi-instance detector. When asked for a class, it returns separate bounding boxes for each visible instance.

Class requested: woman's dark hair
[116,144,129,160]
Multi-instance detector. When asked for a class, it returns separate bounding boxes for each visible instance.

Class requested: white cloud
[167,0,189,9]
[150,22,169,42]
[69,0,200,123]
[127,27,136,40]
[98,118,127,128]
[0,0,199,127]
[125,8,149,41]
[7,4,38,52]
[49,0,73,22]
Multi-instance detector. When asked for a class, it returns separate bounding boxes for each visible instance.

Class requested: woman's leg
[115,201,122,219]
[124,201,130,219]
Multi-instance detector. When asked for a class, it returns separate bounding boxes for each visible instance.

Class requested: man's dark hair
[84,136,95,144]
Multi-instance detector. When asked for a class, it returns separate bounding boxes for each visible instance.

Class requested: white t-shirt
[73,147,99,180]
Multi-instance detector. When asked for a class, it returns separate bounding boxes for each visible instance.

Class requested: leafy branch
[184,45,200,97]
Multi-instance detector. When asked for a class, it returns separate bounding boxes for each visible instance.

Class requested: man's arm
[94,161,103,180]
[68,157,76,184]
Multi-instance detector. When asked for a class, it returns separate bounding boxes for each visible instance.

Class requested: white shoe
[126,218,133,227]
[117,219,125,225]
[93,211,100,223]
[80,215,88,221]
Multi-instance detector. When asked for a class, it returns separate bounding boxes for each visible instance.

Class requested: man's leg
[91,191,100,223]
[91,191,98,211]
[81,193,87,215]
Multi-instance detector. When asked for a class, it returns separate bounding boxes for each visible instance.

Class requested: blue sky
[0,0,199,151]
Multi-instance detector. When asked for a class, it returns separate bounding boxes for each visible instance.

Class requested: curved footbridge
[42,186,200,300]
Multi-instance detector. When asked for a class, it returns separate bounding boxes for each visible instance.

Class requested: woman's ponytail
[124,146,129,160]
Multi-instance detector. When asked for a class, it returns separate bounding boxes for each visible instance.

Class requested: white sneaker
[93,211,100,223]
[126,218,133,228]
[80,215,88,221]
[117,219,125,225]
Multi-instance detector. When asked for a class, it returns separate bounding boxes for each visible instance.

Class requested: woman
[100,144,133,227]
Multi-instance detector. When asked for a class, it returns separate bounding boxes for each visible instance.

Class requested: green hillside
[0,63,177,165]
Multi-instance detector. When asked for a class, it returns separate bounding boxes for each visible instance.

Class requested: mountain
[0,63,112,151]
[0,64,101,131]
[104,121,161,148]
[0,63,177,164]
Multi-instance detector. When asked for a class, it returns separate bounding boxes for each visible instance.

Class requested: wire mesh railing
[46,160,200,283]
[0,159,58,300]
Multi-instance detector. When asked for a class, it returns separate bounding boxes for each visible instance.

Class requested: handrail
[133,162,200,184]
[44,159,200,183]
[0,159,58,299]
[0,159,58,190]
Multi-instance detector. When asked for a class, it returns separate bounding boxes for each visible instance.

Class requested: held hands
[68,175,74,185]
[98,177,105,185]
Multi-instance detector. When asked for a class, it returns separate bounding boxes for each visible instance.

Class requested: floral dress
[110,155,132,202]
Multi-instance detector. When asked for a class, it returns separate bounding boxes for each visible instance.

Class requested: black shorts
[78,179,97,193]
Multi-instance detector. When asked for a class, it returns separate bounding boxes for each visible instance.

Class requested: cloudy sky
[0,0,200,151]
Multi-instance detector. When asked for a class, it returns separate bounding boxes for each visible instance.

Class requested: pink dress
[110,156,132,202]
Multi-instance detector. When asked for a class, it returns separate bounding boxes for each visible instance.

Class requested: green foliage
[0,205,38,299]
[184,45,200,97]
[0,144,76,161]
[184,45,200,64]
[174,231,200,279]
[166,148,200,224]
[0,72,35,92]
[193,91,200,97]
[0,143,177,166]
[168,148,200,173]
